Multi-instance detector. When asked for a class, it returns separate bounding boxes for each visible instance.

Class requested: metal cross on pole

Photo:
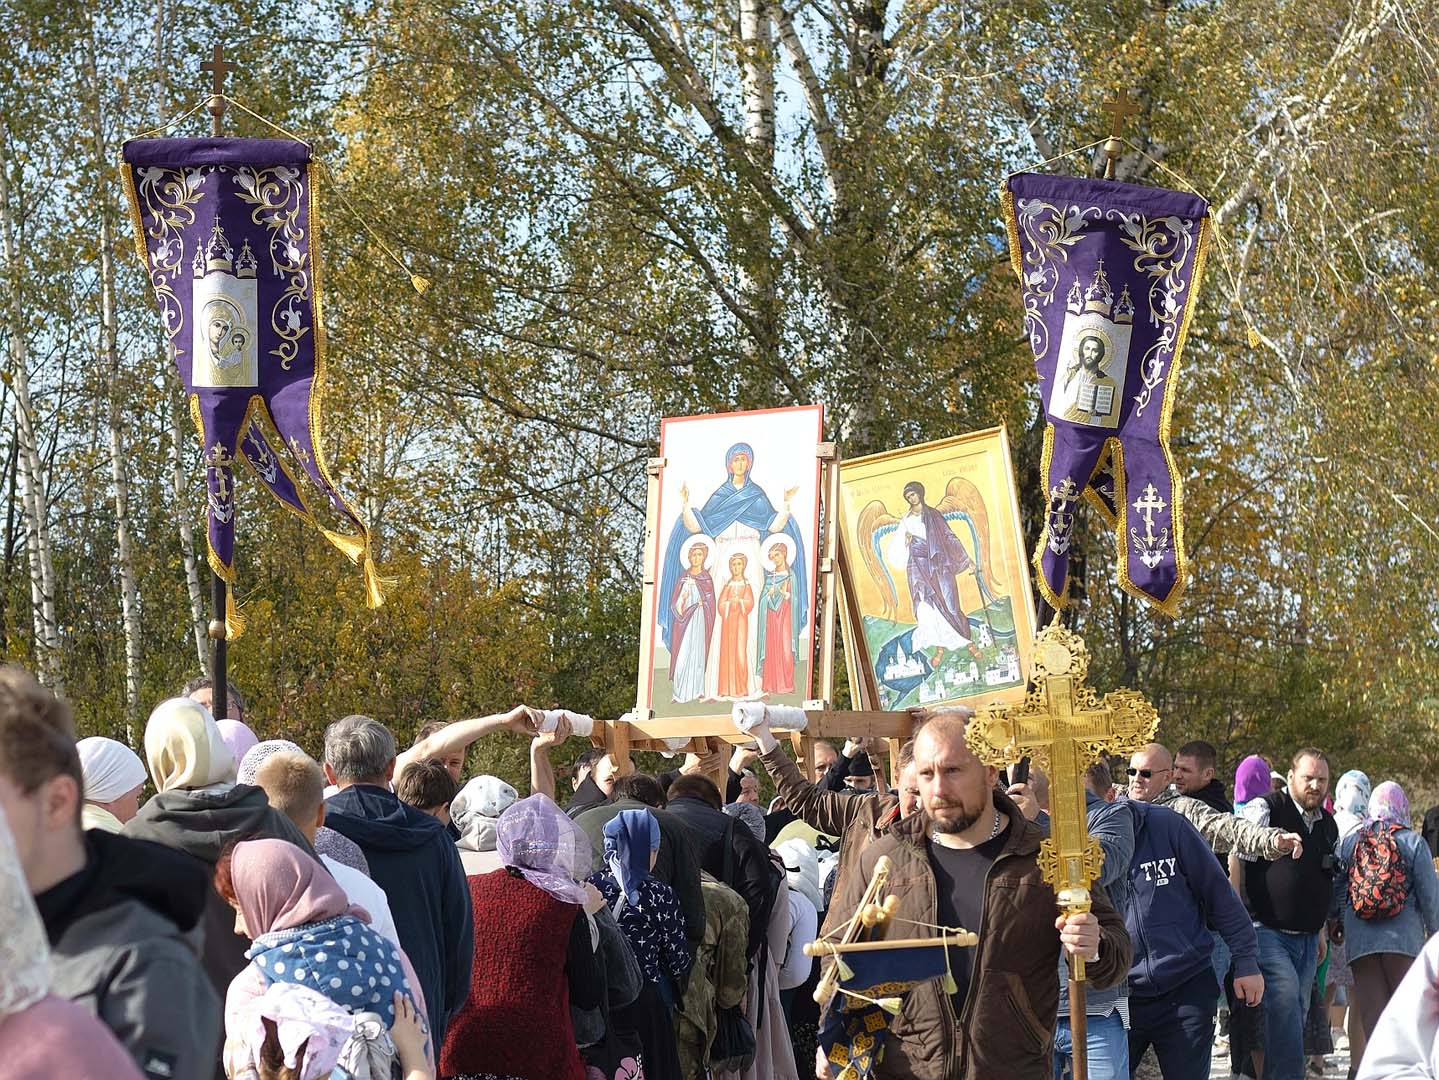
[1100,88,1140,180]
[967,623,1158,1080]
[200,42,235,718]
[200,43,234,138]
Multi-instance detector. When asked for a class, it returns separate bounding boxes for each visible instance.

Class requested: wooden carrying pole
[812,855,892,1006]
[804,932,977,957]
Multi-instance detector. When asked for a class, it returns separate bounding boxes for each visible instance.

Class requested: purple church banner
[1002,173,1211,617]
[121,138,390,634]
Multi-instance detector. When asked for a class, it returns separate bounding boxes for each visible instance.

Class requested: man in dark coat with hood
[322,714,474,1049]
[664,773,778,959]
[0,667,221,1080]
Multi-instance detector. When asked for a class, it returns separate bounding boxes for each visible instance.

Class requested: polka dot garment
[247,913,418,1029]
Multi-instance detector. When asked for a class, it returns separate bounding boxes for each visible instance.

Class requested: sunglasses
[1127,767,1170,779]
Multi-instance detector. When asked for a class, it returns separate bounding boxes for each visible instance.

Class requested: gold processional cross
[966,622,1157,1079]
[1100,88,1140,179]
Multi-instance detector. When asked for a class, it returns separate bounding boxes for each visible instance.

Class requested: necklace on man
[988,808,1002,840]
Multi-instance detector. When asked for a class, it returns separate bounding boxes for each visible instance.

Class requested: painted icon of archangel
[643,405,824,718]
[837,427,1036,712]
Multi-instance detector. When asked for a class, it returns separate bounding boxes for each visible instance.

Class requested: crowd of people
[1,660,1438,1080]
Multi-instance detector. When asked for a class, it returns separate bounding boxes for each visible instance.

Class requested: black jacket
[665,794,778,958]
[1186,778,1233,814]
[123,783,314,1004]
[41,828,222,1080]
[567,776,610,819]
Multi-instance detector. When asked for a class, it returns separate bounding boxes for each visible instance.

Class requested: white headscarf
[76,737,148,803]
[451,776,519,853]
[0,807,50,1020]
[774,837,822,911]
[143,697,236,792]
[237,740,305,786]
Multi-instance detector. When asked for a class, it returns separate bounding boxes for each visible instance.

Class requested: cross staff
[1100,88,1140,179]
[199,42,236,716]
[967,623,1158,1080]
[200,43,235,137]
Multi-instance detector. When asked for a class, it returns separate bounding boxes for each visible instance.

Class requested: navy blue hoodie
[325,784,474,1048]
[1125,800,1259,998]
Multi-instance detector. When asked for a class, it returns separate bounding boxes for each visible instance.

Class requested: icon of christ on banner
[647,405,823,717]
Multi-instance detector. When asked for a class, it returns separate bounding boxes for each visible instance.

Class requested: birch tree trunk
[0,124,62,686]
[87,29,144,736]
[153,0,207,675]
[737,0,778,367]
[173,401,210,675]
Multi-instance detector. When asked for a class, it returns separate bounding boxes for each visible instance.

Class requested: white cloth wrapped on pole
[537,709,595,738]
[731,702,808,734]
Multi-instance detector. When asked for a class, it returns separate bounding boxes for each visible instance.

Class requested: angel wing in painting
[856,476,1005,632]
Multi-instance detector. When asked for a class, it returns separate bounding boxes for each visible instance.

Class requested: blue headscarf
[603,808,660,909]
[724,443,756,471]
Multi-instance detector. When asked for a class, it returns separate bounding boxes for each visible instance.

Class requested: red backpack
[1348,822,1411,920]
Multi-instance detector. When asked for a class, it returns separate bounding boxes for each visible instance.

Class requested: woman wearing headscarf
[238,739,305,785]
[218,719,260,771]
[1328,769,1373,1059]
[124,699,314,999]
[215,837,432,1077]
[239,740,372,877]
[450,775,518,876]
[1232,755,1273,811]
[1335,770,1373,840]
[1340,781,1439,1041]
[591,807,694,1080]
[1228,754,1275,1080]
[0,807,143,1080]
[76,736,149,833]
[440,793,605,1080]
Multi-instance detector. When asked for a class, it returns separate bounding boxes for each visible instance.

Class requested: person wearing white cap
[76,737,148,833]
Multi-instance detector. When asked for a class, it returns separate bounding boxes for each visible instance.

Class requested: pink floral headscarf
[1369,781,1410,827]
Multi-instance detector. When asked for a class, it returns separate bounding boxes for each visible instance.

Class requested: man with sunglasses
[1127,744,1304,863]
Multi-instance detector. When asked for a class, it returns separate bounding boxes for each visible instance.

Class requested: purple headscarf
[496,794,592,906]
[1369,781,1410,827]
[217,719,259,766]
[1234,755,1272,805]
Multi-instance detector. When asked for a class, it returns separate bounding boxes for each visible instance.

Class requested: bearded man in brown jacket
[743,710,1131,1079]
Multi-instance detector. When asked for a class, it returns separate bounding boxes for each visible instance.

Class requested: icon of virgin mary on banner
[646,406,824,717]
[1002,173,1212,616]
[121,137,393,635]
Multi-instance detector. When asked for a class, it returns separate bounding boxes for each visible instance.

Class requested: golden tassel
[225,586,247,640]
[362,553,398,609]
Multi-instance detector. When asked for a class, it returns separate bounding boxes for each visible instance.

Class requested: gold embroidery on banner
[232,166,310,372]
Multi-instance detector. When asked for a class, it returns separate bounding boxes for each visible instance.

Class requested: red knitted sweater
[439,869,584,1080]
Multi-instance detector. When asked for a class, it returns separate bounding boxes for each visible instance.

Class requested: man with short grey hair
[323,713,474,1049]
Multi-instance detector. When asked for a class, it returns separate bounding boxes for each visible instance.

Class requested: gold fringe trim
[118,161,151,272]
[1031,423,1070,613]
[1000,186,1024,284]
[305,162,397,609]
